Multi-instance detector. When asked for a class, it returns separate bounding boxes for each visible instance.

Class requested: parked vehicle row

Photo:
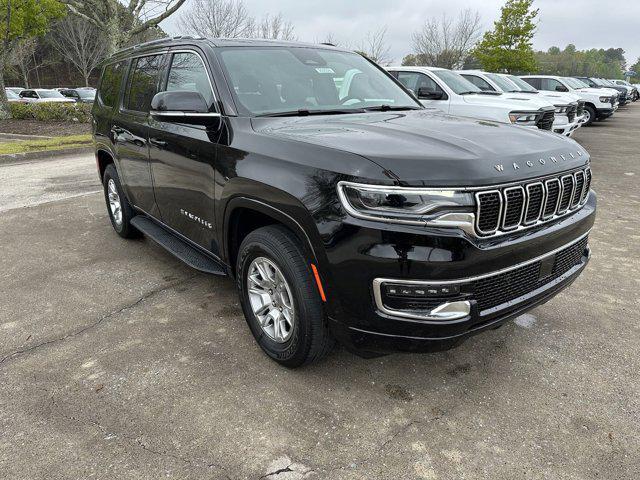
[92,37,597,366]
[4,87,96,104]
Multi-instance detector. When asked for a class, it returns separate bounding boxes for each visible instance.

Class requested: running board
[131,216,226,276]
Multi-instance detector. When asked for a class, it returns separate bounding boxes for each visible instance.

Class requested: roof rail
[113,35,204,57]
[319,42,336,47]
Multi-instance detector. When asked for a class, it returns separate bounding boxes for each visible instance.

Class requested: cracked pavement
[1,107,640,479]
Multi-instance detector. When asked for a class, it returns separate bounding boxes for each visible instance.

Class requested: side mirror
[150,91,221,126]
[555,85,568,92]
[417,87,444,100]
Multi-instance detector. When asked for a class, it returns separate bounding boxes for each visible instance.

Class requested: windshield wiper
[257,108,366,117]
[364,105,422,112]
[475,91,502,95]
[458,91,479,95]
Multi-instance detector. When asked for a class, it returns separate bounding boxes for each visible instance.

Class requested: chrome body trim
[372,230,590,321]
[501,186,525,231]
[475,190,503,235]
[523,182,545,225]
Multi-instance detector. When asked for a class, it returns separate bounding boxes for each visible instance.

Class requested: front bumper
[552,117,580,136]
[324,192,596,355]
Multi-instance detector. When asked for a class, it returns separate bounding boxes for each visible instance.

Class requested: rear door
[148,49,220,252]
[111,53,166,214]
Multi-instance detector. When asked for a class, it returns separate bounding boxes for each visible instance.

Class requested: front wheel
[236,225,334,368]
[583,105,596,126]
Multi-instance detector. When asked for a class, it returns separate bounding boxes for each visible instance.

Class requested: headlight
[337,182,474,225]
[554,106,568,114]
[508,111,539,126]
[599,96,610,102]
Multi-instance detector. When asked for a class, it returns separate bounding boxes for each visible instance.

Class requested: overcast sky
[163,0,640,70]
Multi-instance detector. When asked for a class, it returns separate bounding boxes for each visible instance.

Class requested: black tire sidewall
[236,229,321,367]
[103,164,137,238]
[584,105,596,126]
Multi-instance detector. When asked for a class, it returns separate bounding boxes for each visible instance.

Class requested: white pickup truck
[457,70,583,137]
[520,75,618,126]
[387,66,556,132]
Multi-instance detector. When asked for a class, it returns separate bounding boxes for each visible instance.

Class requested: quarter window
[98,61,126,107]
[125,55,164,112]
[166,52,215,109]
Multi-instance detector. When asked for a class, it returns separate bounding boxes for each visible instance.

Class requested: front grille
[472,236,588,312]
[536,110,554,130]
[475,167,591,237]
[577,101,585,116]
[567,104,577,122]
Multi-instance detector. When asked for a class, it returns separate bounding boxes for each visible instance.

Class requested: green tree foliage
[629,58,640,83]
[535,45,627,78]
[472,0,539,73]
[0,0,65,118]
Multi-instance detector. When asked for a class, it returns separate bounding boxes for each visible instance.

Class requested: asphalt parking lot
[1,106,639,480]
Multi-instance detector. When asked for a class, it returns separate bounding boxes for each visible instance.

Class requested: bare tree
[357,27,392,65]
[254,13,295,41]
[319,32,340,47]
[179,0,295,40]
[7,39,37,88]
[50,16,107,86]
[411,9,482,69]
[59,0,187,55]
[178,0,254,38]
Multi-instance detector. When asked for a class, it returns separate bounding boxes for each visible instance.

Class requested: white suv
[457,70,583,137]
[387,66,556,132]
[521,75,618,125]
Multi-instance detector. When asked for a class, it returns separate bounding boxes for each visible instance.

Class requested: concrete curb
[0,146,93,165]
[0,132,53,141]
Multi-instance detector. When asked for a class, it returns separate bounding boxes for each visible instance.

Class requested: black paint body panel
[92,38,596,355]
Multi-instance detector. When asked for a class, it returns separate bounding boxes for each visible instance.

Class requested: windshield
[217,46,420,116]
[600,79,614,86]
[486,73,519,92]
[506,75,537,92]
[38,90,66,99]
[432,70,480,94]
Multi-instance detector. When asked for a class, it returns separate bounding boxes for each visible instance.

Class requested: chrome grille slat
[502,186,525,230]
[572,171,585,209]
[475,168,591,237]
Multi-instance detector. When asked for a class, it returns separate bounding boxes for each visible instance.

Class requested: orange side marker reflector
[310,264,327,302]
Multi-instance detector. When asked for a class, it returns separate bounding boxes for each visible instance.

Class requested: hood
[461,93,552,112]
[575,87,618,96]
[538,91,580,104]
[251,110,589,187]
[495,92,555,109]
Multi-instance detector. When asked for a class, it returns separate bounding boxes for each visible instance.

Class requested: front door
[112,54,165,214]
[148,50,220,254]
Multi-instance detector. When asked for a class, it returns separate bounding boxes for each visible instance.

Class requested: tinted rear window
[124,54,164,112]
[98,61,127,107]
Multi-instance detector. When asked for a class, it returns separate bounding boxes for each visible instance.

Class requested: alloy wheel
[247,257,295,343]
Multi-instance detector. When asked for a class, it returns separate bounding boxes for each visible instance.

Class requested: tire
[583,105,596,126]
[236,225,334,368]
[102,163,140,239]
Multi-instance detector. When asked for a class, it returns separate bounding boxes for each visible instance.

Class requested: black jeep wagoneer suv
[93,37,595,367]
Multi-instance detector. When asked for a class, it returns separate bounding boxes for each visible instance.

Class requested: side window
[462,74,494,91]
[166,52,214,109]
[522,77,540,89]
[98,61,126,107]
[124,54,164,112]
[396,72,441,96]
[541,78,563,91]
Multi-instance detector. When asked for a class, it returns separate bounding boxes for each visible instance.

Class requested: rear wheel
[236,225,334,368]
[583,105,596,126]
[102,164,140,239]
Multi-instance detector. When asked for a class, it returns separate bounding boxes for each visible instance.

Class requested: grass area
[0,134,92,155]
